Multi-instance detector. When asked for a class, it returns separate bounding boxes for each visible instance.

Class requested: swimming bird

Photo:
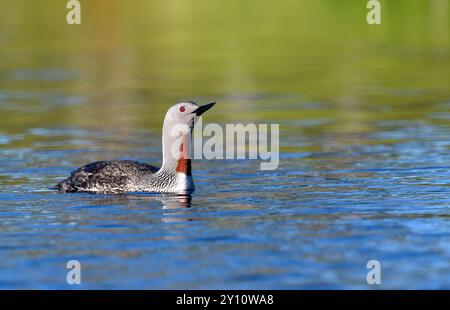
[56,101,216,194]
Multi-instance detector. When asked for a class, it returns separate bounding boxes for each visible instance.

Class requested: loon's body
[56,101,215,194]
[56,159,193,194]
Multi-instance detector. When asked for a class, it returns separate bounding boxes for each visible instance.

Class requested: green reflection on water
[0,0,449,140]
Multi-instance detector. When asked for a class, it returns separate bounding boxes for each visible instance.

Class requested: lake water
[0,0,449,289]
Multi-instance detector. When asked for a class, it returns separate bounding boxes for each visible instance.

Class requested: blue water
[0,0,449,290]
[0,115,449,289]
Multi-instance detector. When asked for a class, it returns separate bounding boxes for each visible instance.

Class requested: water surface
[0,0,449,289]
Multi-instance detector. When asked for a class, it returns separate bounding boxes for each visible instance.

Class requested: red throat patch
[176,142,192,175]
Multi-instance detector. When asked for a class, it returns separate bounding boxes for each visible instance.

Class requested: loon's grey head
[164,101,216,129]
[161,101,216,172]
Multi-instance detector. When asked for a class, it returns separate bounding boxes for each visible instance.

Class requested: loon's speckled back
[55,101,215,194]
[56,160,159,194]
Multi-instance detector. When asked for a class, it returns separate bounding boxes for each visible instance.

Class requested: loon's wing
[56,160,159,193]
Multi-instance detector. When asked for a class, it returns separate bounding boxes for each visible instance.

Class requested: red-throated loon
[56,101,216,194]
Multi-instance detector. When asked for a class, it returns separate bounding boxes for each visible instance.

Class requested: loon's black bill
[193,102,216,116]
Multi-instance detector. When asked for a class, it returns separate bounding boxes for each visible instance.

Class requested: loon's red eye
[179,106,185,112]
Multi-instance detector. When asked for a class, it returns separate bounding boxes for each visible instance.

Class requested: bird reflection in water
[159,194,193,225]
[160,193,192,210]
[77,193,193,225]
[120,193,193,223]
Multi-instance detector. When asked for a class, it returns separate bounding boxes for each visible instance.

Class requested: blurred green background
[0,0,449,141]
[0,0,450,289]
